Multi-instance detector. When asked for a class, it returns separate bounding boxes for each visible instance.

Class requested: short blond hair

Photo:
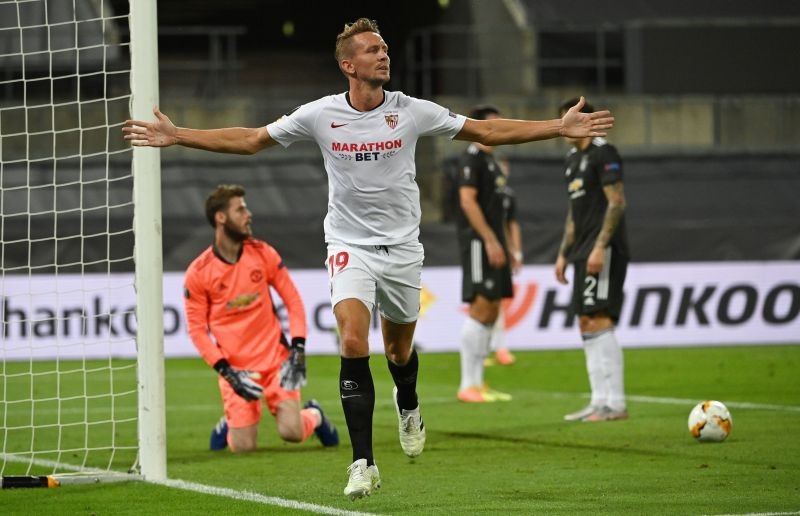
[335,18,380,63]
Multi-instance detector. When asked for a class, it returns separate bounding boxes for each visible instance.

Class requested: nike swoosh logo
[340,394,361,399]
[331,122,348,128]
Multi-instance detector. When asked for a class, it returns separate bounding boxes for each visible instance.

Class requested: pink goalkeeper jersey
[183,238,307,372]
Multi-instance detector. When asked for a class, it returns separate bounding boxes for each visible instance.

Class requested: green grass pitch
[3,344,800,514]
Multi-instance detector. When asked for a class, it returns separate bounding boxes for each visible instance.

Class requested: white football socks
[459,317,492,391]
[582,331,606,407]
[596,329,626,411]
[582,328,626,411]
[489,311,505,352]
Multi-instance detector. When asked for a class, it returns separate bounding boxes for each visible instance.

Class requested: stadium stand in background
[4,0,799,271]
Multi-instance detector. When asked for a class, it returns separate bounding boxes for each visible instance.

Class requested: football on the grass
[688,400,732,442]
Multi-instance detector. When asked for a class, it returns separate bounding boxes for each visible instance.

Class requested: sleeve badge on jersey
[384,112,399,129]
[604,162,621,172]
[183,287,190,299]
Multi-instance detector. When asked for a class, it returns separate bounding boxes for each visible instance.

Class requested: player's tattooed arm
[593,181,626,249]
[555,206,574,284]
[558,205,575,258]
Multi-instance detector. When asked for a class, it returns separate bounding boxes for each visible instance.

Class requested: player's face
[347,32,390,86]
[221,196,252,242]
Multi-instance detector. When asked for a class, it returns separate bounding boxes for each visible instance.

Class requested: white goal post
[129,0,166,483]
[0,0,165,484]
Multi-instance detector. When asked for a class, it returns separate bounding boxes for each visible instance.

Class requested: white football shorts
[325,240,424,324]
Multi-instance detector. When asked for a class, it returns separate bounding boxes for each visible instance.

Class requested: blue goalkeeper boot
[305,399,339,447]
[209,416,229,450]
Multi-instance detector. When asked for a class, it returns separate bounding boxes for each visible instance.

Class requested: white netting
[1,0,140,477]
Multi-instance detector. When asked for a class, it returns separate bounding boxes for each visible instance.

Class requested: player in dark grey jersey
[555,98,629,422]
[455,105,516,403]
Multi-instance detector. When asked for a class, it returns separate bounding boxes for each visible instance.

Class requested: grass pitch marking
[540,391,800,413]
[624,394,800,413]
[2,454,381,516]
[153,478,384,516]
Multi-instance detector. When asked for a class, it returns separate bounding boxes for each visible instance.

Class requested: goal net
[1,0,165,484]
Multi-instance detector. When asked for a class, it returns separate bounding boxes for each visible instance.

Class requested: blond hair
[334,18,380,63]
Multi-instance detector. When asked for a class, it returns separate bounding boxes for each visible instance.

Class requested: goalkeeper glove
[213,359,263,401]
[279,337,307,391]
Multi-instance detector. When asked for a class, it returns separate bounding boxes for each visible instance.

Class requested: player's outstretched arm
[455,96,614,145]
[122,106,276,155]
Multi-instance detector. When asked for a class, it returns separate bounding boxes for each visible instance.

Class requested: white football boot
[344,459,381,500]
[583,405,629,422]
[393,386,426,458]
[564,404,600,421]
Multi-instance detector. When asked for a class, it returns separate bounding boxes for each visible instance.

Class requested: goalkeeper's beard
[223,220,251,242]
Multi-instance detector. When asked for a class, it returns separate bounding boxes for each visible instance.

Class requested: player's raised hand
[560,96,614,138]
[122,106,178,147]
[213,359,263,401]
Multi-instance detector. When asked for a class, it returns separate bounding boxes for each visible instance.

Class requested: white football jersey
[267,91,466,245]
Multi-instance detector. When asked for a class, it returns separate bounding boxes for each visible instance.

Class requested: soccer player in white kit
[123,17,615,500]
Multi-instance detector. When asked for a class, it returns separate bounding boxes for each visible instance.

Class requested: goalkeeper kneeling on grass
[183,184,339,452]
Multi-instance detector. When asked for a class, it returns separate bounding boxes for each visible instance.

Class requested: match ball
[688,400,732,442]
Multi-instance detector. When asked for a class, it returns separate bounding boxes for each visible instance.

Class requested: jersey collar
[212,242,244,265]
[344,90,387,113]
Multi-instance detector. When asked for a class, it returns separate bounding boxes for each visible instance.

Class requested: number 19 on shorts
[328,251,349,277]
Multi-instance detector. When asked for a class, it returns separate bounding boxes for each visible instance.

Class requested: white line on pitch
[625,394,800,413]
[703,511,800,516]
[152,478,383,516]
[1,453,381,516]
[546,391,800,413]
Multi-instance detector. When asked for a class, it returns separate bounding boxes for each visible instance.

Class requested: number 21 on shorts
[328,251,349,277]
